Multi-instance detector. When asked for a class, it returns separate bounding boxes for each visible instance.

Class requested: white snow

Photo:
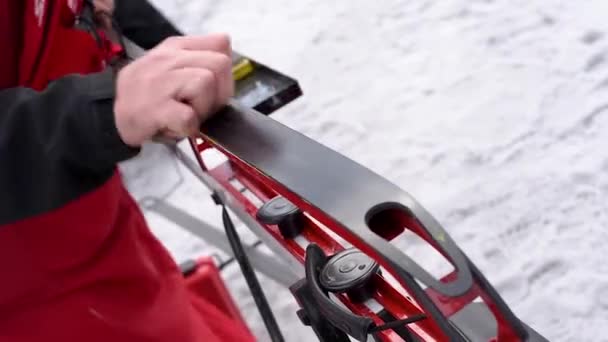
[119,1,608,341]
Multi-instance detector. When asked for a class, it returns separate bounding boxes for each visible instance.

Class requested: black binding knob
[320,248,380,302]
[257,196,304,238]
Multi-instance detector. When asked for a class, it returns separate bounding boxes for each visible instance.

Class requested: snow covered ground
[119,1,608,341]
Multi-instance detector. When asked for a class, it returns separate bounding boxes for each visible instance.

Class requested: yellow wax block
[232,58,255,81]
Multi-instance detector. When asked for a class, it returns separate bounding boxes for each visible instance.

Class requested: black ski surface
[203,101,472,296]
[200,101,545,341]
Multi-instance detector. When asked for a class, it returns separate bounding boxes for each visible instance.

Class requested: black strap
[369,314,427,333]
[211,192,285,342]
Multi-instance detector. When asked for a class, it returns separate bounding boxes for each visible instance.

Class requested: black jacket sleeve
[114,0,183,50]
[0,70,139,224]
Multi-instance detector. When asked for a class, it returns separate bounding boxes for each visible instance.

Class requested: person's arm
[0,35,233,225]
[0,70,138,224]
[114,0,183,50]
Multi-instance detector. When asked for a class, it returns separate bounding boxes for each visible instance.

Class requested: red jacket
[0,1,254,341]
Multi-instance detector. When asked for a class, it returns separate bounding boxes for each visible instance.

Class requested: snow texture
[119,1,608,341]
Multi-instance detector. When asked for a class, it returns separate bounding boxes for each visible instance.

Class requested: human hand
[113,34,234,147]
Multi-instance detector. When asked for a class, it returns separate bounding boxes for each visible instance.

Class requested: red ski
[175,95,548,342]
